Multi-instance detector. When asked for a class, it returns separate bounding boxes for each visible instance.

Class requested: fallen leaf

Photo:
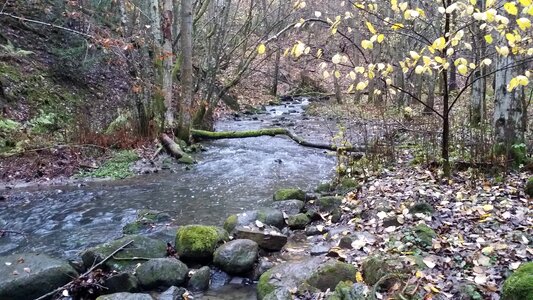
[474,273,487,285]
[423,256,437,269]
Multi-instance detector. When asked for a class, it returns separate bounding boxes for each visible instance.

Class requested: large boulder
[135,258,188,289]
[213,239,258,274]
[81,235,167,272]
[96,292,153,300]
[104,272,139,293]
[233,225,287,251]
[316,196,343,212]
[175,225,229,260]
[273,188,306,201]
[257,208,285,229]
[257,257,357,299]
[502,262,533,300]
[270,200,305,215]
[0,253,78,300]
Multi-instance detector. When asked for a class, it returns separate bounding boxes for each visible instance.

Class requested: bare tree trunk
[494,56,525,152]
[162,0,175,129]
[423,74,436,114]
[270,47,281,96]
[178,0,193,141]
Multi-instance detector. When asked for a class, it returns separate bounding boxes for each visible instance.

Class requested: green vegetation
[175,225,229,259]
[257,269,275,300]
[502,262,533,300]
[412,224,437,248]
[273,188,306,201]
[79,150,139,179]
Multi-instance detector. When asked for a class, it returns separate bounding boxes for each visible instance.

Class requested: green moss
[409,202,434,215]
[306,262,357,292]
[413,224,436,248]
[502,262,533,300]
[338,177,359,190]
[315,182,333,193]
[327,281,366,300]
[175,225,229,260]
[79,150,138,179]
[317,196,342,212]
[459,284,482,300]
[122,222,141,234]
[257,269,275,300]
[526,178,533,198]
[362,256,388,286]
[273,188,306,201]
[223,214,238,232]
[287,213,310,229]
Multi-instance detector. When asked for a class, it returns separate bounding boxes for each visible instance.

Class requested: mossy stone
[409,202,434,215]
[273,188,306,201]
[287,213,310,229]
[362,256,390,286]
[306,261,357,291]
[315,182,333,193]
[223,214,238,232]
[257,208,285,229]
[338,177,359,191]
[526,177,533,198]
[413,224,436,247]
[175,225,229,260]
[257,269,276,299]
[317,196,342,212]
[502,262,533,300]
[327,281,367,300]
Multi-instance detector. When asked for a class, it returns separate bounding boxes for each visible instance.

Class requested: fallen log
[191,128,365,153]
[159,133,195,164]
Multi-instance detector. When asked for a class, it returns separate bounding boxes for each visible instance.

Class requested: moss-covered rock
[526,177,533,198]
[409,202,434,215]
[223,214,239,232]
[502,262,533,300]
[81,235,167,272]
[175,225,229,260]
[273,188,306,201]
[315,182,333,193]
[213,239,258,274]
[257,208,285,229]
[362,256,395,286]
[412,224,436,248]
[327,281,368,300]
[257,269,276,300]
[306,261,357,292]
[337,177,359,192]
[317,196,343,212]
[287,213,310,229]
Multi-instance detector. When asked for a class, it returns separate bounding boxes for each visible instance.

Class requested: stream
[0,98,337,299]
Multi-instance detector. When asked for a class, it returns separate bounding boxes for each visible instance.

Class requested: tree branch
[0,12,94,39]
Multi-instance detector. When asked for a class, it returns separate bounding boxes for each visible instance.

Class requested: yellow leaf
[506,33,516,43]
[361,40,373,49]
[399,2,408,11]
[334,70,341,78]
[391,23,404,30]
[432,37,446,51]
[457,64,468,75]
[366,22,377,34]
[416,270,424,278]
[377,34,385,43]
[410,51,420,60]
[349,71,356,80]
[483,204,494,211]
[356,271,364,283]
[355,81,368,90]
[415,65,425,74]
[519,0,532,6]
[485,34,493,44]
[517,75,529,86]
[517,18,532,31]
[323,70,330,79]
[487,0,495,7]
[257,44,266,54]
[347,84,354,93]
[316,49,323,58]
[469,0,476,4]
[496,46,510,57]
[504,2,518,15]
[355,66,365,73]
[423,56,431,66]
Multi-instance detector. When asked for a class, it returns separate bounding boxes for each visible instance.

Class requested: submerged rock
[213,239,258,274]
[188,266,211,291]
[81,235,167,272]
[96,292,153,300]
[273,188,307,201]
[502,262,533,300]
[0,253,78,300]
[135,258,188,289]
[270,200,305,215]
[233,225,287,251]
[175,225,229,260]
[257,257,357,300]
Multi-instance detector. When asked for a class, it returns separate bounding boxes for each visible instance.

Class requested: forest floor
[307,158,532,299]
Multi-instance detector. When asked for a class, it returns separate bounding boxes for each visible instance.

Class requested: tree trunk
[470,69,484,125]
[333,65,343,104]
[270,47,281,96]
[178,0,193,141]
[493,55,525,153]
[162,0,174,129]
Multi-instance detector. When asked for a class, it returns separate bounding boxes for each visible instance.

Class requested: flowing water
[0,98,337,298]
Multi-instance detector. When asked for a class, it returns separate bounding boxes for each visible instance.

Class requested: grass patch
[79,150,138,179]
